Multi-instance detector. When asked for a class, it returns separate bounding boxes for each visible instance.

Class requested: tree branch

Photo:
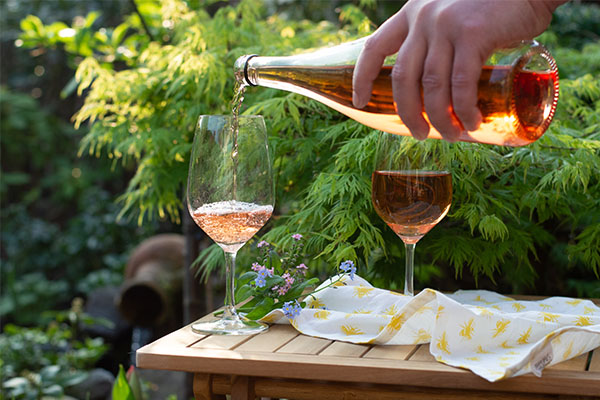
[129,0,155,42]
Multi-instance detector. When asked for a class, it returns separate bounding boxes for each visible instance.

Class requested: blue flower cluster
[339,260,356,280]
[282,300,302,319]
[254,266,273,288]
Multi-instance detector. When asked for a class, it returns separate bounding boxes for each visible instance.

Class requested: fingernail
[465,113,482,131]
[414,127,429,141]
[453,130,467,142]
[353,91,366,109]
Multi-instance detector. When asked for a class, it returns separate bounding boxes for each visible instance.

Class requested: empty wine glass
[371,134,452,296]
[187,115,274,335]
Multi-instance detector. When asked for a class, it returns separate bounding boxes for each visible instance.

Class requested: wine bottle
[234,37,559,146]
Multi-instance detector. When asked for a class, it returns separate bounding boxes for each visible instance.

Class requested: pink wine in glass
[192,200,273,252]
[372,171,452,245]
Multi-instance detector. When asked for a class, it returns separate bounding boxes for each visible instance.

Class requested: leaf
[568,223,600,277]
[280,278,318,302]
[111,23,130,47]
[83,11,101,28]
[265,275,284,288]
[245,297,275,321]
[237,271,258,283]
[112,365,135,400]
[478,215,509,242]
[235,283,254,303]
[3,377,29,389]
[127,366,144,400]
[20,15,45,37]
[42,384,64,397]
[61,76,79,99]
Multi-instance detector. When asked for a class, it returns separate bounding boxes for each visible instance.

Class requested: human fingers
[391,33,429,140]
[421,36,461,142]
[450,44,485,132]
[353,12,408,109]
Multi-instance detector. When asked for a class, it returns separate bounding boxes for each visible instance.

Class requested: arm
[352,0,567,141]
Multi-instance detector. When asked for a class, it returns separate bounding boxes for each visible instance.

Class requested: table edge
[136,342,600,397]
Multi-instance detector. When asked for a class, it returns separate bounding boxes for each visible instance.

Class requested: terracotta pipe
[117,234,185,327]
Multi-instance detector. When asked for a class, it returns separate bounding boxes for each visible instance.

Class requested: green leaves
[477,215,509,242]
[244,297,275,321]
[1,309,108,400]
[112,366,135,400]
[19,0,600,295]
[111,364,146,400]
[568,223,600,277]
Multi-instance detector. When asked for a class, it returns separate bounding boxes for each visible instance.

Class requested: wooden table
[137,318,600,400]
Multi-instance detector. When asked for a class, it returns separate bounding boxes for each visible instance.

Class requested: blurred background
[1,0,599,399]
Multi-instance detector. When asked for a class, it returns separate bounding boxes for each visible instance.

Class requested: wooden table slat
[319,341,370,357]
[589,349,600,372]
[547,352,589,371]
[235,324,299,353]
[276,334,332,355]
[409,344,436,362]
[137,324,204,354]
[363,344,418,360]
[191,332,253,350]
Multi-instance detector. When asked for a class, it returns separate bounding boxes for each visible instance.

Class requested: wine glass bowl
[187,115,274,335]
[371,135,452,295]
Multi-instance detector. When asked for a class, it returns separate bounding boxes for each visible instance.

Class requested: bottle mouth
[234,54,258,86]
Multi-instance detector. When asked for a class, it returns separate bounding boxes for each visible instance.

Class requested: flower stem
[304,273,346,300]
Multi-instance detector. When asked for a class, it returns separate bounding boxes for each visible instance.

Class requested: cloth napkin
[260,274,600,382]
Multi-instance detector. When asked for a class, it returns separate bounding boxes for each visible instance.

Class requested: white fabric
[260,274,600,382]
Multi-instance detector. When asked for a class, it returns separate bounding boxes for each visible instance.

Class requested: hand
[352,0,564,141]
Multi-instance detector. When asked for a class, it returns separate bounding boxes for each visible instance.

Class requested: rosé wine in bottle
[235,38,558,147]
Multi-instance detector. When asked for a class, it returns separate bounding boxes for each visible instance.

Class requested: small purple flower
[282,300,302,319]
[251,262,263,272]
[340,260,356,280]
[291,234,303,241]
[296,263,308,275]
[285,275,295,286]
[257,240,270,248]
[277,286,289,296]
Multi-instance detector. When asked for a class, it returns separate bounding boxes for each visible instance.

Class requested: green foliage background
[17,0,600,297]
[0,87,158,325]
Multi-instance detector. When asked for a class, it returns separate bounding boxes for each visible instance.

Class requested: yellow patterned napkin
[260,274,600,382]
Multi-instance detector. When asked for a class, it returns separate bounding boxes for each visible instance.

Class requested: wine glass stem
[404,243,415,296]
[223,250,238,319]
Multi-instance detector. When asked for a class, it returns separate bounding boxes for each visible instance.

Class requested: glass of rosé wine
[187,115,274,335]
[371,134,452,296]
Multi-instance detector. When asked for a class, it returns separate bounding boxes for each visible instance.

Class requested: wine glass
[371,134,452,296]
[187,115,274,335]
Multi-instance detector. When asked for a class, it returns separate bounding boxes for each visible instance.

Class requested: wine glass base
[191,316,268,336]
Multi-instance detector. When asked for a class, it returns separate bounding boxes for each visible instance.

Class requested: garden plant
[12,0,600,295]
[14,0,600,294]
[2,0,599,397]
